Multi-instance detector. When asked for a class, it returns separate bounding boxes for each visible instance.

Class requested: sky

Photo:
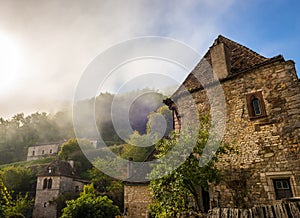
[0,0,300,118]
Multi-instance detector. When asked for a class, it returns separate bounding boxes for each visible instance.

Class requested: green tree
[148,115,233,217]
[87,167,124,210]
[58,138,94,177]
[121,131,154,162]
[0,177,12,217]
[4,193,33,218]
[1,166,35,195]
[61,184,120,218]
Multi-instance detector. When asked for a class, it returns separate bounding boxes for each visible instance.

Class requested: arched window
[251,96,261,115]
[246,91,266,119]
[47,178,52,189]
[43,178,47,189]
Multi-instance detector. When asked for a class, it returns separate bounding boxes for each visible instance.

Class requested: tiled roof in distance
[37,159,79,178]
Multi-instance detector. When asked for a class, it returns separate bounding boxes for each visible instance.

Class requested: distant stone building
[124,35,300,217]
[27,143,61,161]
[32,159,88,218]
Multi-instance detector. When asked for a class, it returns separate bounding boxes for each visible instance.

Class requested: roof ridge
[216,35,268,61]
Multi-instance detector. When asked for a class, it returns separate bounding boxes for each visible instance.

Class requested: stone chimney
[210,42,231,80]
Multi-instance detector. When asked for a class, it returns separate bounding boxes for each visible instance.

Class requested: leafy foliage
[0,177,32,218]
[1,166,35,196]
[0,177,12,217]
[149,115,234,217]
[58,138,94,178]
[4,193,33,218]
[61,184,120,218]
[87,167,124,210]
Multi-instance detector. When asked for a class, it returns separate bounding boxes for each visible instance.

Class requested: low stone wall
[210,201,300,218]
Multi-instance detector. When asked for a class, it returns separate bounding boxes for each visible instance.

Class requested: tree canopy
[148,115,234,217]
[61,184,120,218]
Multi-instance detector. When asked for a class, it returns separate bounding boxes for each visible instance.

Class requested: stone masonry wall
[174,59,300,208]
[27,143,60,161]
[33,176,75,218]
[124,185,152,218]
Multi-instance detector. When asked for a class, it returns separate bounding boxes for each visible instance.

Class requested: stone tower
[32,160,88,218]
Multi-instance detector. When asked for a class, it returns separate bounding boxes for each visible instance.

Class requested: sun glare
[0,33,23,95]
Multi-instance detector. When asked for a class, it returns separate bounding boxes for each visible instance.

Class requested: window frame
[246,91,267,119]
[265,172,298,201]
[273,178,293,200]
[43,178,47,189]
[47,178,52,189]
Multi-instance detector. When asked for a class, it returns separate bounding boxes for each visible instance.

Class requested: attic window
[246,91,266,119]
[48,167,52,174]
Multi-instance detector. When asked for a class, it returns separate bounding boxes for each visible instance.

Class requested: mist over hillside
[0,88,168,165]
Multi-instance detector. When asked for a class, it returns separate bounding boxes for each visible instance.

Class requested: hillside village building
[124,35,300,217]
[27,139,98,161]
[32,159,88,218]
[27,143,61,161]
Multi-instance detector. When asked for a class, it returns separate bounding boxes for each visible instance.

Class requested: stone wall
[124,184,152,218]
[33,176,61,218]
[174,59,300,208]
[27,143,60,161]
[33,176,81,218]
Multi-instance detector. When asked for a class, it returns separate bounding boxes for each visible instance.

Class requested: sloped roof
[174,35,284,97]
[37,159,79,178]
[205,35,269,74]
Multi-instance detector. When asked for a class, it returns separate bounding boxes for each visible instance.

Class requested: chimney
[210,42,231,80]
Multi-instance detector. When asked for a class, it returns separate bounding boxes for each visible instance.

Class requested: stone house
[32,159,88,218]
[124,35,300,217]
[27,143,61,161]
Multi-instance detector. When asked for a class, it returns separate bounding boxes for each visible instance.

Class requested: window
[273,179,293,200]
[47,178,52,189]
[43,202,47,207]
[252,97,261,115]
[75,186,80,192]
[43,179,47,189]
[246,91,266,119]
[42,150,45,155]
[32,150,35,156]
[49,149,52,154]
[48,167,53,174]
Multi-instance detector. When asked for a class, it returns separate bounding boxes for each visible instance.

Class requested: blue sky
[0,0,299,118]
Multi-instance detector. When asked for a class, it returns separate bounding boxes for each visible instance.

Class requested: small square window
[246,91,267,119]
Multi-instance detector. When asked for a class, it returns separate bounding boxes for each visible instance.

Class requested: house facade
[32,160,88,218]
[27,143,61,161]
[124,35,300,217]
[171,35,300,208]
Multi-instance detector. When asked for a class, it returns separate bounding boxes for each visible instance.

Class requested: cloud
[0,0,236,118]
